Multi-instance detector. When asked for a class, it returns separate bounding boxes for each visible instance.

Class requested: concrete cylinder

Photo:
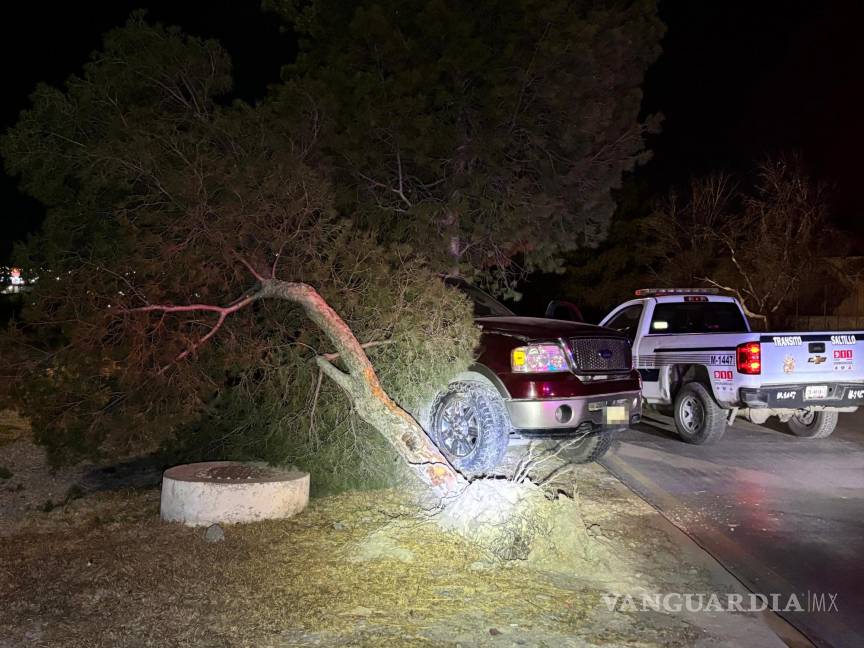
[160,461,310,527]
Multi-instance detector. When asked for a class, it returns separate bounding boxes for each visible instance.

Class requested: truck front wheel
[786,410,838,439]
[429,381,510,475]
[673,382,727,445]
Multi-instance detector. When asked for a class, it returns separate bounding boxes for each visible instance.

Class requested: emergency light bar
[634,288,721,297]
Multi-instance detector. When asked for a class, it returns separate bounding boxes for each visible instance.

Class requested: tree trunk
[259,280,467,499]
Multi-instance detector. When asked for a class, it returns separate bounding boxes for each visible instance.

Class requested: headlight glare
[511,344,569,373]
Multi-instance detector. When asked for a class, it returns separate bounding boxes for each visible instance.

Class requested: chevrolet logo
[808,355,827,365]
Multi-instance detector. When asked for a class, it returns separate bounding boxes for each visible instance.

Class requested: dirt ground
[0,415,796,647]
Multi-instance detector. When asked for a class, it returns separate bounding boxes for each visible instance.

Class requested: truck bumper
[506,390,642,433]
[740,383,864,409]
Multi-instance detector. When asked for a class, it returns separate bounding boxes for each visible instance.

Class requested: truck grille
[569,337,631,373]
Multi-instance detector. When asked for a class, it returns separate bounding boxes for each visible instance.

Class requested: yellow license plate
[605,405,628,425]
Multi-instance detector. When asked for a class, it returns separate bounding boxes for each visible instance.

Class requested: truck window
[443,277,514,317]
[649,302,748,334]
[604,305,643,342]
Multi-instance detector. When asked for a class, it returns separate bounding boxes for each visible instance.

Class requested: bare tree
[651,157,829,329]
[648,172,736,284]
[704,158,829,328]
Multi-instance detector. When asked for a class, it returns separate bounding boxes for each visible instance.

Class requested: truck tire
[786,410,838,439]
[565,428,615,463]
[673,382,727,445]
[429,381,510,475]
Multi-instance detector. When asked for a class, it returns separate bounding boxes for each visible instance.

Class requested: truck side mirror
[545,300,583,322]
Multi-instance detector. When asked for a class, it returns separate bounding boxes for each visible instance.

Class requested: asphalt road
[601,410,864,648]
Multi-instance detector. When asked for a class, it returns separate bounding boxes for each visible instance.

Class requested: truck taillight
[737,342,761,375]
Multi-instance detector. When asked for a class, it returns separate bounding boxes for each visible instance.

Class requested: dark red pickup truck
[420,279,643,474]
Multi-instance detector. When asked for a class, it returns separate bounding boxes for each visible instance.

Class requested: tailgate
[760,332,864,383]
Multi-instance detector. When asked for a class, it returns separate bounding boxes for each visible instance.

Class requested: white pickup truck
[599,288,864,443]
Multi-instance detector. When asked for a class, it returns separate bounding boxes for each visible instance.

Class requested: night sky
[2,1,863,264]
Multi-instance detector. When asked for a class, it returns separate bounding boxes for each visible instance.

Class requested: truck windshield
[650,302,748,334]
[444,278,514,317]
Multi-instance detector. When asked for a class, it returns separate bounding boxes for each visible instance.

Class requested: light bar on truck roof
[634,288,720,297]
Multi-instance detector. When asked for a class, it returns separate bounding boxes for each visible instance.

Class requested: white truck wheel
[786,410,838,439]
[673,382,727,445]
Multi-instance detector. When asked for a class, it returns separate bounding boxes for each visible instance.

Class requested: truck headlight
[511,344,569,373]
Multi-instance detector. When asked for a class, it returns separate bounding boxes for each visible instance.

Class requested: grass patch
[0,465,12,479]
[0,469,734,647]
[0,409,30,447]
[64,484,84,503]
[0,489,654,647]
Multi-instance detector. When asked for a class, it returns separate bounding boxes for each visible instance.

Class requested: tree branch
[125,275,466,498]
[124,291,264,365]
[234,254,267,283]
[698,277,767,325]
[321,339,394,361]
[314,356,354,392]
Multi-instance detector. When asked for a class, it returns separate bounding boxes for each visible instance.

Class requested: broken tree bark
[129,276,468,500]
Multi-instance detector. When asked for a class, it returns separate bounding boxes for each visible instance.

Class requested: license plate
[805,385,828,400]
[605,405,629,425]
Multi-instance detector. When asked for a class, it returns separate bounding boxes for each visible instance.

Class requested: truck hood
[475,316,624,341]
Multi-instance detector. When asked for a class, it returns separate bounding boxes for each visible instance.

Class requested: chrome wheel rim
[437,397,480,458]
[679,395,705,435]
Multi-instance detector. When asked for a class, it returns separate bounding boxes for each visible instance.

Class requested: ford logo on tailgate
[599,348,613,360]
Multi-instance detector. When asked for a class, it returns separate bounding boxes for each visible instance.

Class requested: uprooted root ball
[435,478,613,572]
